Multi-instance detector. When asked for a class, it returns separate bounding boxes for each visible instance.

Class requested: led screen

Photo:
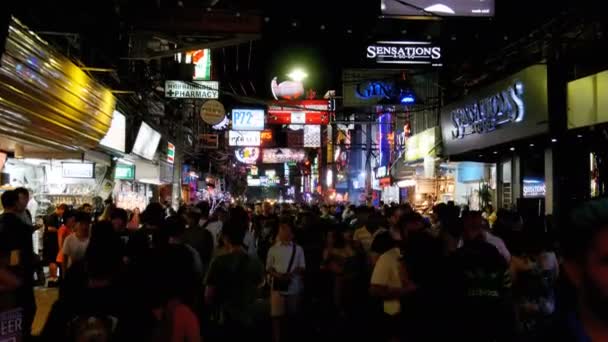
[381,0,494,17]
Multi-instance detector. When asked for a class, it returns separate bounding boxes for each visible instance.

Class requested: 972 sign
[231,109,265,131]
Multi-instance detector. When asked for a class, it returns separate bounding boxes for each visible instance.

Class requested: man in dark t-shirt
[449,212,513,342]
[0,190,36,339]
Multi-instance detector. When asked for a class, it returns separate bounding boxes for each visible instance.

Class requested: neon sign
[450,82,525,140]
[356,81,397,100]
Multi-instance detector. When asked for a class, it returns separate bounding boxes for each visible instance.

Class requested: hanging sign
[115,164,135,180]
[268,100,330,125]
[304,125,321,147]
[165,80,219,99]
[199,134,219,149]
[200,100,226,125]
[228,131,261,146]
[231,108,265,130]
[167,142,176,164]
[235,147,260,164]
[262,148,306,164]
[62,163,95,178]
[366,41,442,67]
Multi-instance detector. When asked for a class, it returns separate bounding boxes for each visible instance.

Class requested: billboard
[232,108,265,131]
[228,130,261,146]
[381,0,494,17]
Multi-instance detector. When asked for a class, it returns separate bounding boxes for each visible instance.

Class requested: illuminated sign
[375,166,388,179]
[450,82,524,140]
[405,127,438,161]
[260,130,273,146]
[356,81,397,100]
[366,41,442,67]
[175,49,212,80]
[99,110,126,152]
[167,142,175,164]
[62,163,95,179]
[381,0,495,17]
[397,179,416,188]
[165,80,219,99]
[523,179,546,198]
[232,108,265,131]
[228,131,261,146]
[235,147,260,164]
[271,77,304,100]
[212,116,229,130]
[262,148,306,164]
[268,100,330,125]
[115,164,135,180]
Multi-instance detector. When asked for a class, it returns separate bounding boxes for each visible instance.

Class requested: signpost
[165,80,219,99]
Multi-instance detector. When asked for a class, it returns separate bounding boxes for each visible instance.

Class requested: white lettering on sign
[228,130,261,146]
[165,80,219,99]
[366,41,442,66]
[451,82,525,140]
[291,112,306,124]
[523,180,546,198]
[232,109,265,131]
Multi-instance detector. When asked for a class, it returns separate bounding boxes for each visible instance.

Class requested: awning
[0,17,115,151]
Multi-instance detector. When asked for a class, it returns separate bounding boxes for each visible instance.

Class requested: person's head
[320,204,330,216]
[215,207,228,223]
[141,202,165,229]
[110,208,128,232]
[196,201,210,219]
[462,211,484,241]
[371,230,396,255]
[63,210,78,230]
[74,211,92,238]
[263,202,273,215]
[400,212,425,235]
[56,203,68,216]
[221,217,247,248]
[162,215,187,244]
[277,216,294,243]
[81,203,93,214]
[485,204,494,213]
[14,187,29,212]
[385,206,403,227]
[563,199,608,322]
[254,203,262,216]
[1,190,18,212]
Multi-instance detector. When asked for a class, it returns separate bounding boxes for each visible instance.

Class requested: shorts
[270,291,300,318]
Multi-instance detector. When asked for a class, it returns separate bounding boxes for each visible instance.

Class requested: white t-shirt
[62,234,89,268]
[205,221,223,248]
[266,242,306,296]
[371,247,403,315]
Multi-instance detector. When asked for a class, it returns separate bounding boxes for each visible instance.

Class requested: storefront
[0,17,116,215]
[565,69,608,203]
[440,64,551,214]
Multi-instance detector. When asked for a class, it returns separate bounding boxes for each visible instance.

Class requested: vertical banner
[304,125,321,148]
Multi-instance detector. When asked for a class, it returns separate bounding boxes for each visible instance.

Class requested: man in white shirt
[370,231,416,341]
[266,217,305,342]
[62,212,90,270]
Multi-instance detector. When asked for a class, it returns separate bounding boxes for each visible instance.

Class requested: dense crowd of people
[2,188,608,341]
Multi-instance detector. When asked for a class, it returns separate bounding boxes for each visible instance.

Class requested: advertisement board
[267,100,330,125]
[115,164,135,180]
[165,80,219,99]
[62,163,95,179]
[228,131,261,146]
[366,41,442,67]
[441,65,549,155]
[200,100,226,125]
[235,147,260,164]
[232,108,265,131]
[381,0,494,17]
[167,142,175,164]
[262,148,306,164]
[132,122,162,160]
[405,127,439,162]
[99,110,126,152]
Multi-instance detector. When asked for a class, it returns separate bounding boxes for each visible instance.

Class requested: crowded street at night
[1,1,608,341]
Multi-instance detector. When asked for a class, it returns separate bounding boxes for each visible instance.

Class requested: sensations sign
[450,82,525,140]
[366,41,442,67]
